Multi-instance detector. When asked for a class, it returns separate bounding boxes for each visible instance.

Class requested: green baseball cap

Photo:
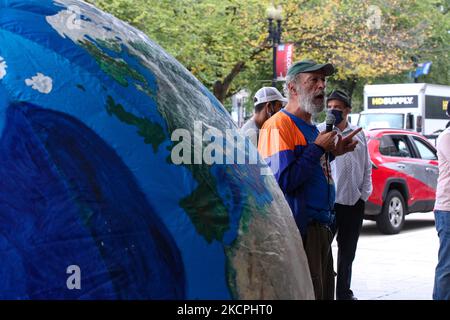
[287,59,335,77]
[327,89,351,108]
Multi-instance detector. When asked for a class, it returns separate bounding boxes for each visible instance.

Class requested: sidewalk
[332,211,438,300]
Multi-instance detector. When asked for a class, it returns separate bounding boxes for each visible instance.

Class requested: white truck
[358,83,450,138]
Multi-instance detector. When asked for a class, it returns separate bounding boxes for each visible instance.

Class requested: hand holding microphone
[315,110,337,152]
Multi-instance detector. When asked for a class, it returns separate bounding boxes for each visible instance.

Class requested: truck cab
[347,113,360,126]
[359,111,409,131]
[359,83,450,137]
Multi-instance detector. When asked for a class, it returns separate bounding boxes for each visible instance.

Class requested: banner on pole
[276,43,294,80]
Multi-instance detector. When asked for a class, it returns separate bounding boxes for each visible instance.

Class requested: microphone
[325,110,336,132]
[324,110,336,163]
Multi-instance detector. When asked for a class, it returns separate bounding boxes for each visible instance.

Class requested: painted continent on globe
[0,0,313,299]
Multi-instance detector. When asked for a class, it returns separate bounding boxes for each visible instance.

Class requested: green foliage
[409,0,450,85]
[90,0,273,105]
[88,0,449,108]
[359,0,449,108]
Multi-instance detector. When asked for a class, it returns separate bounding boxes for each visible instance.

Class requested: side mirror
[416,115,423,133]
[406,113,414,130]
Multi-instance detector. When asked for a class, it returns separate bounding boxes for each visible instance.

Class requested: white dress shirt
[318,122,373,206]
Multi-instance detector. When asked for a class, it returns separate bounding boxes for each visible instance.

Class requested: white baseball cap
[253,87,288,106]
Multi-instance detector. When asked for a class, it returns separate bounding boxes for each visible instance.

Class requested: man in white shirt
[433,107,450,300]
[319,89,372,300]
[240,87,286,146]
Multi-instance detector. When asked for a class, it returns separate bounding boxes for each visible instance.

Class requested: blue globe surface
[0,0,313,299]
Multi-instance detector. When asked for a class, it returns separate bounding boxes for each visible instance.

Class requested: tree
[404,0,449,85]
[88,0,448,108]
[90,0,276,105]
[282,1,432,95]
[348,0,450,110]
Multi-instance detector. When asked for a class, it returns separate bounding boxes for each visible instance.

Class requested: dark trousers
[334,199,365,300]
[303,222,335,300]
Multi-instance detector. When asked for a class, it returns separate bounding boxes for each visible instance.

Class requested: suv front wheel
[376,189,406,234]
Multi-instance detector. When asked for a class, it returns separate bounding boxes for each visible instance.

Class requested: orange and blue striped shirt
[258,110,335,236]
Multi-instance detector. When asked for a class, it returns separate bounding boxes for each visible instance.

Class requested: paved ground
[332,211,438,300]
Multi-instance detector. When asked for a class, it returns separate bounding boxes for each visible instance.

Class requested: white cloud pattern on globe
[25,73,53,94]
[0,57,7,80]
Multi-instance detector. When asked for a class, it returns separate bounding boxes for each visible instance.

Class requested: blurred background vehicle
[359,84,450,147]
[364,128,438,234]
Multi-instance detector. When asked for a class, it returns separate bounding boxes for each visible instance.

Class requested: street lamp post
[267,5,283,87]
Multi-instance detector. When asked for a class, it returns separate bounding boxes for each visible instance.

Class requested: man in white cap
[240,87,287,147]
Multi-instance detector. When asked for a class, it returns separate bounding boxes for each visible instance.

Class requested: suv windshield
[358,113,404,130]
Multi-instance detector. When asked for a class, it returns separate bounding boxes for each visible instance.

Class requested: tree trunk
[213,61,246,103]
[212,47,266,103]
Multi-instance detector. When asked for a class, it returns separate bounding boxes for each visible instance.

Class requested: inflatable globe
[0,0,313,299]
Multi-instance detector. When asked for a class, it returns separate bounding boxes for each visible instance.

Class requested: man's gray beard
[297,87,325,115]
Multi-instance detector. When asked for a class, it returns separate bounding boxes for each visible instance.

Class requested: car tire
[376,189,406,234]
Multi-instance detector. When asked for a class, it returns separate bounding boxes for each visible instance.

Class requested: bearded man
[258,60,362,300]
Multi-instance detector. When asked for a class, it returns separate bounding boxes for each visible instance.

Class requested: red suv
[365,129,438,234]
